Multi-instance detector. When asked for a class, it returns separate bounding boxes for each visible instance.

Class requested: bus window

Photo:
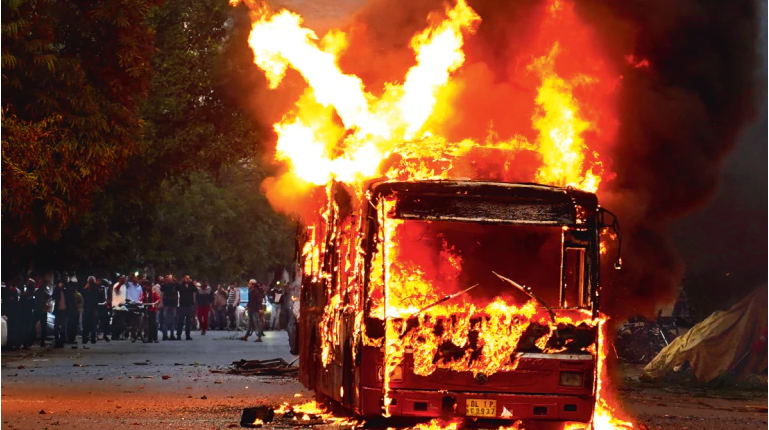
[562,247,585,307]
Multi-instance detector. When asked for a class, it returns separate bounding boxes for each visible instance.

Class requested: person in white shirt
[125,275,142,303]
[111,276,128,339]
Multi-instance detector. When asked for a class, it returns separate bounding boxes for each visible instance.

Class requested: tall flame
[241,0,608,192]
[237,0,630,428]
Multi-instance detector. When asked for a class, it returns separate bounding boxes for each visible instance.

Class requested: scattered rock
[214,381,223,384]
[98,378,103,380]
[201,395,207,400]
[17,366,25,370]
[162,375,170,380]
[39,409,47,415]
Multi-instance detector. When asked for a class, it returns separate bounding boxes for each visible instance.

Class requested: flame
[242,0,610,191]
[412,418,463,430]
[238,0,632,427]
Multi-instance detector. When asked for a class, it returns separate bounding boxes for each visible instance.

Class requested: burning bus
[296,179,621,425]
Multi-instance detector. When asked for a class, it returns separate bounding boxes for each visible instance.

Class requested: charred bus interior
[297,180,620,425]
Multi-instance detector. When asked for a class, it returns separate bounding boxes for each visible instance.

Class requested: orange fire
[237,0,614,193]
[237,0,629,427]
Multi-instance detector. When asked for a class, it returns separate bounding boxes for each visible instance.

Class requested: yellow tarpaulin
[644,286,768,382]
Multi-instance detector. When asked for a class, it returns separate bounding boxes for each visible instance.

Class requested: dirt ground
[1,331,766,430]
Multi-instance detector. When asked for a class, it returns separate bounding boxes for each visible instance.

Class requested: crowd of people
[1,273,289,349]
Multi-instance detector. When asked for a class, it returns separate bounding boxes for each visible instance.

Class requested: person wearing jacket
[52,281,74,348]
[32,281,50,347]
[241,280,265,342]
[68,286,83,344]
[195,281,213,335]
[212,284,228,330]
[81,277,101,344]
[160,275,179,340]
[96,278,111,342]
[176,275,196,340]
[140,280,161,343]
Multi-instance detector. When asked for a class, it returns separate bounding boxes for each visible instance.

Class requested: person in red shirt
[140,280,161,343]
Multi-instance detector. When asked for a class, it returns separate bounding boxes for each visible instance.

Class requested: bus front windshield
[367,211,565,319]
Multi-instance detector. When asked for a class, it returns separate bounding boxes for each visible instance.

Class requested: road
[1,330,766,430]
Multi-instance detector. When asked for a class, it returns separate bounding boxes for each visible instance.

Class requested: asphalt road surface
[1,330,766,430]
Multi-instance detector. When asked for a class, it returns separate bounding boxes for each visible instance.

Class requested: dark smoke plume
[334,0,761,317]
[573,0,762,316]
[246,0,762,317]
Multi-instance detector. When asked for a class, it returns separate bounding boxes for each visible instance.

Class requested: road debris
[212,358,298,377]
[240,406,274,428]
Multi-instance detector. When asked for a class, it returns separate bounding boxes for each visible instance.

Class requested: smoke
[572,0,762,316]
[336,0,761,317]
[245,0,761,317]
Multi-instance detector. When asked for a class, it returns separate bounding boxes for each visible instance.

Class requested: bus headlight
[559,371,583,387]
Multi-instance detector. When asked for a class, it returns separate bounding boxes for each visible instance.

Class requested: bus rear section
[298,180,618,426]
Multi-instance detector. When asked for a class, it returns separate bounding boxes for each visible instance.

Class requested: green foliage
[147,165,296,281]
[1,0,161,244]
[137,0,264,182]
[1,0,295,281]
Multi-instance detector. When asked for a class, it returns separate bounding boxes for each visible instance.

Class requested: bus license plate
[466,399,497,417]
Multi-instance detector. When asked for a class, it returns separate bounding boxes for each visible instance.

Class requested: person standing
[81,277,101,344]
[195,281,213,335]
[160,275,179,340]
[111,276,128,340]
[2,280,22,349]
[140,280,160,343]
[241,280,265,342]
[176,275,196,340]
[125,275,142,338]
[268,283,284,331]
[125,275,142,303]
[32,281,50,347]
[153,276,164,334]
[52,281,73,348]
[96,278,111,342]
[226,282,240,330]
[69,285,83,344]
[212,284,228,330]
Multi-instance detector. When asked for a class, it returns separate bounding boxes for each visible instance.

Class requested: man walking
[242,280,265,342]
[160,275,178,340]
[176,275,196,340]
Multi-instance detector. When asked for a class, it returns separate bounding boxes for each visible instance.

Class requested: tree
[1,0,295,280]
[1,0,161,244]
[146,165,296,281]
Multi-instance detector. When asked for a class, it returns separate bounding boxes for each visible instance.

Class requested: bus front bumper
[360,387,595,422]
